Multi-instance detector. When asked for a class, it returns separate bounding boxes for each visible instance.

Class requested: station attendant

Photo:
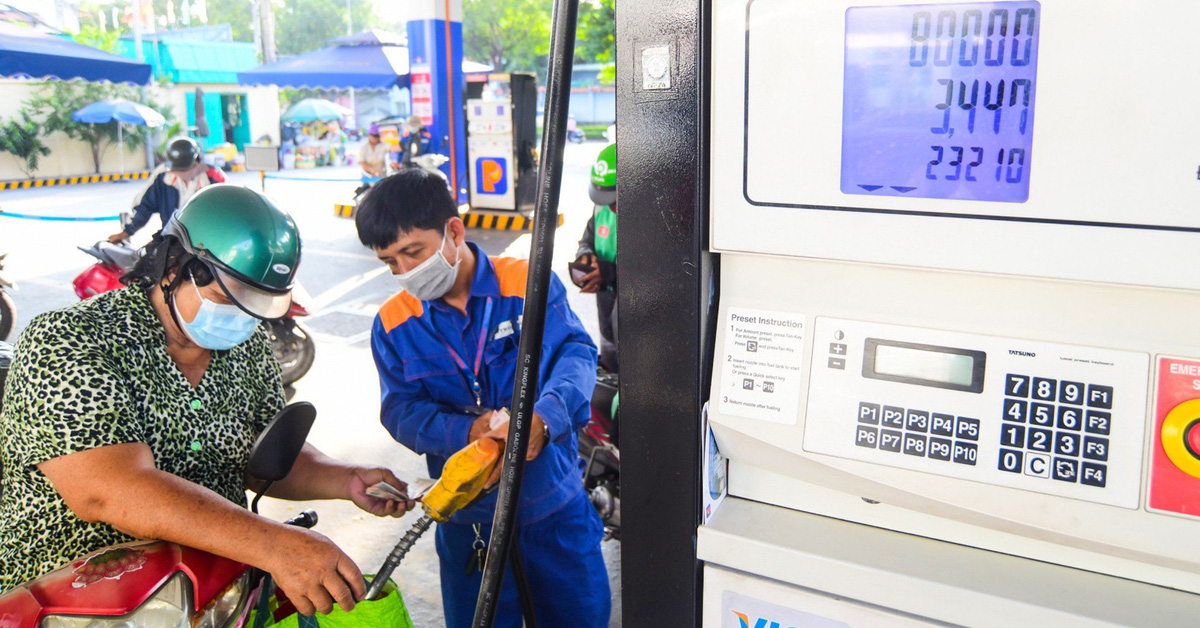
[108,137,225,243]
[358,124,389,183]
[356,169,611,627]
[574,143,619,372]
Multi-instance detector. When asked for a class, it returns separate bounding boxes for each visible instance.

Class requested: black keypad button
[858,402,880,425]
[1055,432,1081,457]
[1082,436,1109,461]
[955,417,980,441]
[1059,381,1084,405]
[880,429,903,453]
[903,434,927,457]
[1087,384,1114,409]
[1030,403,1054,427]
[1026,427,1053,453]
[1005,374,1030,398]
[1085,411,1111,435]
[1052,457,1079,483]
[1000,424,1026,448]
[930,413,955,437]
[905,410,929,433]
[998,448,1023,473]
[855,426,878,449]
[952,442,978,466]
[1003,399,1028,423]
[882,406,905,429]
[1032,377,1058,401]
[928,438,953,461]
[1056,406,1082,431]
[1081,462,1107,487]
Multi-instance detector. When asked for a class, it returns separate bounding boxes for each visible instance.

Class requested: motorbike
[0,402,322,627]
[567,128,587,144]
[580,366,620,540]
[0,252,16,341]
[72,242,317,387]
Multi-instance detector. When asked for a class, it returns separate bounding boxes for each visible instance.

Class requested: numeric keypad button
[1003,399,1028,423]
[1085,411,1111,435]
[1055,432,1081,457]
[1056,406,1082,431]
[1059,381,1084,405]
[1026,427,1052,453]
[1083,436,1109,461]
[1000,424,1026,448]
[1005,374,1030,398]
[998,448,1023,474]
[1032,378,1058,401]
[1087,384,1114,409]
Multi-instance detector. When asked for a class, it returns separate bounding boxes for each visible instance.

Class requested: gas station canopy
[236,32,491,90]
[0,22,151,85]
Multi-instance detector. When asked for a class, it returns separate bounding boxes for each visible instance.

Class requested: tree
[24,82,170,174]
[463,0,551,73]
[0,113,51,179]
[73,25,122,54]
[203,0,255,41]
[575,0,613,64]
[275,0,376,56]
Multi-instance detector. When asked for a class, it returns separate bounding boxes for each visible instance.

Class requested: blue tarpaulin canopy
[0,22,151,84]
[237,31,491,90]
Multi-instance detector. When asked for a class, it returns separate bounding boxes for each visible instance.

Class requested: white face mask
[395,228,460,301]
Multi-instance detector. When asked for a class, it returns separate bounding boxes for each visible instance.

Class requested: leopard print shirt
[0,284,284,591]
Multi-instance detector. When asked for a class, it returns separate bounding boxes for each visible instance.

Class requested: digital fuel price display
[841,2,1040,203]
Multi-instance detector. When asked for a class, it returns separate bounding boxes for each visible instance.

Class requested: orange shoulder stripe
[379,291,425,332]
[491,257,528,298]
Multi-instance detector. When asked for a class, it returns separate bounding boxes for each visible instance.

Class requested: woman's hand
[268,527,366,616]
[345,466,416,517]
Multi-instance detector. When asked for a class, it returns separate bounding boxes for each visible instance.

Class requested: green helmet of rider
[162,184,301,320]
[588,143,616,206]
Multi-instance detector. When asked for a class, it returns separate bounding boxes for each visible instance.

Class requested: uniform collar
[429,241,498,313]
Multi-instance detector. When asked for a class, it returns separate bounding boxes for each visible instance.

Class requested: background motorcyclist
[574,143,619,372]
[107,136,225,244]
[399,115,432,168]
[1,185,415,616]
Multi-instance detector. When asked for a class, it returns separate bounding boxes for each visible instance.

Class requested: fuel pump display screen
[841,2,1040,203]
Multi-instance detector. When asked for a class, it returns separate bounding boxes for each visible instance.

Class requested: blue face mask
[173,277,259,350]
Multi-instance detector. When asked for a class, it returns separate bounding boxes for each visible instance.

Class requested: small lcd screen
[863,339,986,393]
[841,2,1040,203]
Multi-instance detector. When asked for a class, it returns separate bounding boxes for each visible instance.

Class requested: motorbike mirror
[247,401,316,482]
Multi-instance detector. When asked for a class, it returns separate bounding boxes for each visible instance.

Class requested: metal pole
[470,0,578,625]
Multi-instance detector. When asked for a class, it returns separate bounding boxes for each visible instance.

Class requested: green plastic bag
[250,577,414,628]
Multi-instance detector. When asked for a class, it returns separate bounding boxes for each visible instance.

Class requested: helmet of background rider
[165,136,201,172]
[162,185,301,320]
[588,143,616,206]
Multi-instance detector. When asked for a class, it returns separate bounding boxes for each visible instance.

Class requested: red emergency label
[1148,356,1200,518]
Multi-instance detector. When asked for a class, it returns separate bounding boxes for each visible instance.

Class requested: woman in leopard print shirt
[0,185,415,616]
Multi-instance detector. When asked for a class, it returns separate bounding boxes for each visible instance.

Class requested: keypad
[857,401,977,466]
[1000,373,1110,487]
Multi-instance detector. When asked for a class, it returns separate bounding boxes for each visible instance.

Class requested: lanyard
[437,297,493,406]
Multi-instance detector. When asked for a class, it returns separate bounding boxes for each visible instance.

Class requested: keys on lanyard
[439,297,494,407]
[465,523,487,575]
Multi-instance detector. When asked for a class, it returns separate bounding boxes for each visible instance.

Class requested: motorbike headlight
[41,572,191,628]
[194,572,251,628]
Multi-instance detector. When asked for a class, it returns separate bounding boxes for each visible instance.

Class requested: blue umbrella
[282,98,352,122]
[72,99,166,177]
[0,22,151,85]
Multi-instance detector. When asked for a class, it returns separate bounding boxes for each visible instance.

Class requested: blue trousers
[435,489,611,628]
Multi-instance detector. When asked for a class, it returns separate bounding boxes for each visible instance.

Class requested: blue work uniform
[371,243,610,627]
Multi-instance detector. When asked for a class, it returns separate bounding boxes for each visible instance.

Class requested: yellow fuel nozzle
[420,437,502,523]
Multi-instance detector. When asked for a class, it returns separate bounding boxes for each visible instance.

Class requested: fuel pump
[617,0,1200,626]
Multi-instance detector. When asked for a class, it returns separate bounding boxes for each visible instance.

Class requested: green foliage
[203,0,256,41]
[0,113,51,178]
[463,0,551,74]
[596,62,614,85]
[275,0,377,56]
[73,25,122,54]
[576,0,614,64]
[24,82,172,174]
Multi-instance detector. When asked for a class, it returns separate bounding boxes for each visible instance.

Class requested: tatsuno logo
[1008,349,1036,357]
[272,263,291,274]
[732,610,796,628]
[477,157,508,195]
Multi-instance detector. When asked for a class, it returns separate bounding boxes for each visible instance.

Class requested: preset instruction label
[718,308,806,424]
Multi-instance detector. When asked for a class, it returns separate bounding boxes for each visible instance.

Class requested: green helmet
[588,143,616,206]
[162,184,301,319]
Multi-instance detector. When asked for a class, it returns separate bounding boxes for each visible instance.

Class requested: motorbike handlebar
[283,510,318,529]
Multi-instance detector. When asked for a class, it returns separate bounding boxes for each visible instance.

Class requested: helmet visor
[213,267,292,319]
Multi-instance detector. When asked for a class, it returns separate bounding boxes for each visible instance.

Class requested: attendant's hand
[478,413,549,487]
[269,527,365,616]
[344,466,415,517]
[107,231,128,244]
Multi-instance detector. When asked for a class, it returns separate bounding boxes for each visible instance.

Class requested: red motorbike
[581,367,620,539]
[72,242,317,387]
[0,403,320,628]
